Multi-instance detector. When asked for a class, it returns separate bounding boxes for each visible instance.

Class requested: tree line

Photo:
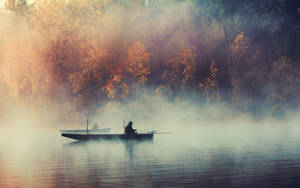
[1,0,300,120]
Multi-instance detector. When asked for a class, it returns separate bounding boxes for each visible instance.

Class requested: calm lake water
[1,125,300,187]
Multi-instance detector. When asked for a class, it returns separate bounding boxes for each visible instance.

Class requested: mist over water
[1,98,300,187]
[1,121,300,187]
[1,72,300,187]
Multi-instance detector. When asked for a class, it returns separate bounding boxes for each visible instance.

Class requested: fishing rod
[139,128,172,134]
[138,128,154,134]
[150,129,172,134]
[154,132,172,134]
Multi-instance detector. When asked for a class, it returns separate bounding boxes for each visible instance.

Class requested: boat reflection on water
[63,139,154,179]
[64,139,153,152]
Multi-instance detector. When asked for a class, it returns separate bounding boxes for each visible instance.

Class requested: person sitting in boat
[93,123,99,130]
[125,121,137,135]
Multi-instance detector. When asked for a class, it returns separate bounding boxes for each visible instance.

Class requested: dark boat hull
[61,133,153,141]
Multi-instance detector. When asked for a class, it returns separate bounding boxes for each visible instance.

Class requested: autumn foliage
[0,0,300,120]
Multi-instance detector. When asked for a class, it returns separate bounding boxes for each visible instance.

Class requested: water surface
[1,126,300,187]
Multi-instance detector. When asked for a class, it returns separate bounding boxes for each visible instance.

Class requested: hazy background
[1,1,300,187]
[0,0,299,129]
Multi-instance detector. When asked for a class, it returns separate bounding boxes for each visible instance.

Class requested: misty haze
[1,0,300,187]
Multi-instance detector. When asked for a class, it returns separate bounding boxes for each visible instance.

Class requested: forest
[0,0,300,122]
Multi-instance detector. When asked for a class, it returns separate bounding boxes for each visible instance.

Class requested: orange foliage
[102,69,129,100]
[2,0,300,119]
[199,62,219,101]
[161,47,196,92]
[127,41,151,84]
[230,32,250,56]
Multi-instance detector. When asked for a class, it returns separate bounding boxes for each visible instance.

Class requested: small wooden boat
[59,128,111,133]
[61,133,153,141]
[60,120,110,133]
[61,119,154,141]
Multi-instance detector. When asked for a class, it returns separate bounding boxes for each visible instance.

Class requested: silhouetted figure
[93,123,99,130]
[125,121,137,135]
